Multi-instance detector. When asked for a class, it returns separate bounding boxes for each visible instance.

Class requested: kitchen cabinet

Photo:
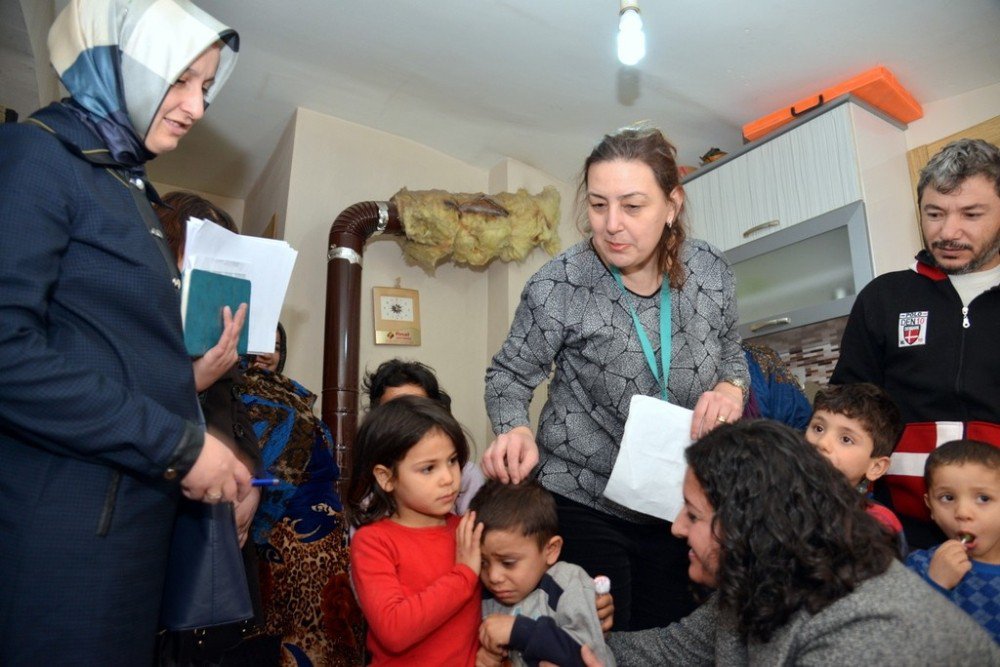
[683,96,922,336]
[727,201,871,338]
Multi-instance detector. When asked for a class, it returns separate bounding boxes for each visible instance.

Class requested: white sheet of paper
[183,218,298,354]
[602,395,693,522]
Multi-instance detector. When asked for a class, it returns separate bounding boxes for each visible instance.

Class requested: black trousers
[554,494,697,631]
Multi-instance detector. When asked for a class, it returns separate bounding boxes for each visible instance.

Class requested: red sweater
[351,514,480,666]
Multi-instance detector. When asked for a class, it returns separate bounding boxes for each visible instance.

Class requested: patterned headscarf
[48,0,238,166]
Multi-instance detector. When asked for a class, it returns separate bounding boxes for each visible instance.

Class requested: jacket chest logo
[898,311,928,347]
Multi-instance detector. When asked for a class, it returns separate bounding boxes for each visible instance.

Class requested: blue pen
[251,477,280,487]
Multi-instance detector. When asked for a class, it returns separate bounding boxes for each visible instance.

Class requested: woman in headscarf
[0,2,245,664]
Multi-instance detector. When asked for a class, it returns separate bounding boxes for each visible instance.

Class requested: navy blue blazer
[0,103,204,665]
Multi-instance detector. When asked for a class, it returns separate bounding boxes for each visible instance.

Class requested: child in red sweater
[347,395,483,666]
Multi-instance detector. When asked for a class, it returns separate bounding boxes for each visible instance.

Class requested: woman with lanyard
[0,1,247,663]
[482,125,748,631]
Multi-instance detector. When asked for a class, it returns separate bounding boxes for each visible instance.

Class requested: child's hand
[479,614,515,656]
[595,592,614,634]
[475,644,507,667]
[233,486,260,547]
[927,539,972,589]
[456,510,484,575]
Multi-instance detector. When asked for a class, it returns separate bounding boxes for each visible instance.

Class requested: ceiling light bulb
[617,4,646,66]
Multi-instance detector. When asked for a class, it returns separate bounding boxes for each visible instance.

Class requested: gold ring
[717,416,728,424]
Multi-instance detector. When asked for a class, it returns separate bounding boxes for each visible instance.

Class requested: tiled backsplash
[745,316,848,402]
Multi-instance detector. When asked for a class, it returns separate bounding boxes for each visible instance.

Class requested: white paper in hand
[602,395,693,522]
[183,217,298,354]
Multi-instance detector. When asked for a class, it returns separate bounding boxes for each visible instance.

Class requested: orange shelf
[743,66,922,142]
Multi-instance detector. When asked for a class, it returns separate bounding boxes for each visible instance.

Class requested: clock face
[380,295,414,322]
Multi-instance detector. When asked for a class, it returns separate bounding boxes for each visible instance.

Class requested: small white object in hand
[594,575,611,595]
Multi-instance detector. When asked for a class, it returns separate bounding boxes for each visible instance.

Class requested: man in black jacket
[831,138,1000,549]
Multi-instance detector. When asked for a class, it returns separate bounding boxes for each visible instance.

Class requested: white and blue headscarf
[48,0,238,167]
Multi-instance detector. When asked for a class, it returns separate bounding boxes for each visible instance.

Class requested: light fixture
[617,0,646,66]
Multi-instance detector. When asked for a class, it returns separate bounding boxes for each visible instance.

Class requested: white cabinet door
[781,104,863,225]
[684,153,753,251]
[743,138,786,243]
[684,102,865,251]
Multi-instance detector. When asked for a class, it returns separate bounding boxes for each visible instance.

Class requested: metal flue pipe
[322,200,403,499]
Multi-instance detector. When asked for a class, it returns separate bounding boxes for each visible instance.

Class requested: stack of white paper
[603,395,694,522]
[183,217,298,354]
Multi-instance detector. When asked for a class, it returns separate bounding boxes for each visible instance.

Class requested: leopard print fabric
[259,518,364,666]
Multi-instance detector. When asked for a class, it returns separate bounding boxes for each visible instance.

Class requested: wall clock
[372,286,421,345]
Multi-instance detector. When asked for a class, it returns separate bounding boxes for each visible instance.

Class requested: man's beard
[930,230,1000,275]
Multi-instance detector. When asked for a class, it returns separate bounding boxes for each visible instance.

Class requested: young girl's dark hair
[346,395,469,527]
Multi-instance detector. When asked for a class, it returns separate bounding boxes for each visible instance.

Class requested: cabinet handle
[749,317,791,333]
[742,220,780,238]
[791,93,824,117]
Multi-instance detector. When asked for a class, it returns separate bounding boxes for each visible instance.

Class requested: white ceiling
[6,1,1000,199]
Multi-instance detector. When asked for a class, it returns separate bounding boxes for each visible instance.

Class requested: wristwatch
[722,377,749,404]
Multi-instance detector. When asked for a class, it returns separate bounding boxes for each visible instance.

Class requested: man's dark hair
[468,479,558,549]
[812,383,903,457]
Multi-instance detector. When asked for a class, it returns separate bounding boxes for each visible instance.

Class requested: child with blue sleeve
[905,439,1000,642]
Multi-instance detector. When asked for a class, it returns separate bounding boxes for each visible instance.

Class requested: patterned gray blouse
[485,239,748,522]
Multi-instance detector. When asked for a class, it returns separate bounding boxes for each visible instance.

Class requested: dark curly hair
[362,358,452,411]
[345,395,468,528]
[686,420,896,643]
[579,124,688,289]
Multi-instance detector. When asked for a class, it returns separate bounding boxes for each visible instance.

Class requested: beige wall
[266,109,581,456]
[243,113,297,240]
[150,181,246,230]
[277,108,491,454]
[484,158,584,444]
[905,82,1000,149]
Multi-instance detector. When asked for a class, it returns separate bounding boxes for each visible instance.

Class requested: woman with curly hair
[606,420,999,665]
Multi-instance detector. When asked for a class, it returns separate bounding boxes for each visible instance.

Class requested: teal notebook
[181,268,251,356]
